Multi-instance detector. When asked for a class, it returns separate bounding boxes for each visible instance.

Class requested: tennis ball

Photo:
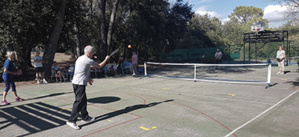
[128,45,131,48]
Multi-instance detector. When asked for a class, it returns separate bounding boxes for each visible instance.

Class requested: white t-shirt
[276,50,285,59]
[72,55,96,86]
[33,56,43,68]
[215,51,222,59]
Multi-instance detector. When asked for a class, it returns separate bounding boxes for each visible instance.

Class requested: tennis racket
[110,48,119,56]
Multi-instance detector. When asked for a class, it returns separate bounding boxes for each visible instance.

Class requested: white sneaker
[43,79,48,84]
[66,121,80,130]
[37,80,40,84]
[81,117,95,122]
[277,72,281,74]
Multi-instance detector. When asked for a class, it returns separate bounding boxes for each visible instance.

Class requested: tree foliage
[0,0,55,75]
[229,6,264,23]
[1,1,299,78]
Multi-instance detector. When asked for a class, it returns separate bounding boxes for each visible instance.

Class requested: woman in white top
[276,46,286,74]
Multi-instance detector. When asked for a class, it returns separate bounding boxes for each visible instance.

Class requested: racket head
[110,48,119,56]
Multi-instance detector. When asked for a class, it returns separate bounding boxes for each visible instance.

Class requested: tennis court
[0,65,298,137]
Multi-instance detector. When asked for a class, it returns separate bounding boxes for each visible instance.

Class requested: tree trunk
[43,0,67,78]
[74,24,82,58]
[25,48,33,68]
[107,0,119,53]
[97,0,107,61]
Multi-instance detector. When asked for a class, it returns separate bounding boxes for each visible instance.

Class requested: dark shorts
[215,59,222,64]
[35,67,44,73]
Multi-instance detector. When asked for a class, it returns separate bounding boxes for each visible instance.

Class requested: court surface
[0,65,298,137]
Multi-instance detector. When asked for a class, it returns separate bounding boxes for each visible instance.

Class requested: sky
[169,0,288,28]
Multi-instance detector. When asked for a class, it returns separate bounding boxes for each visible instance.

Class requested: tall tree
[222,6,270,59]
[0,0,54,74]
[97,0,107,60]
[43,0,67,77]
[123,0,193,59]
[229,6,264,23]
[179,14,221,49]
[107,0,120,52]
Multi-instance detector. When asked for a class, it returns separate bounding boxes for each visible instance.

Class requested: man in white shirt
[66,45,110,130]
[33,51,47,84]
[215,48,222,69]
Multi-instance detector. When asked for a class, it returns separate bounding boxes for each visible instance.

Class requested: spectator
[108,61,117,76]
[51,62,64,82]
[116,58,123,75]
[122,58,132,73]
[132,51,138,76]
[33,51,47,84]
[64,63,74,81]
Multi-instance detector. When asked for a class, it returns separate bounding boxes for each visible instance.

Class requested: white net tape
[144,62,271,87]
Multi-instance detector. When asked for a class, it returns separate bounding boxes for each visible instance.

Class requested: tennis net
[144,62,271,87]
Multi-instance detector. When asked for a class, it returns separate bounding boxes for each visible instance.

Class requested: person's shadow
[88,96,121,104]
[80,99,174,127]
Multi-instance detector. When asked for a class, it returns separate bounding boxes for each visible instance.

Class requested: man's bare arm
[93,56,110,69]
[4,68,17,75]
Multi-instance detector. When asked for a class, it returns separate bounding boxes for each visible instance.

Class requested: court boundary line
[133,93,238,137]
[86,88,238,137]
[224,90,298,137]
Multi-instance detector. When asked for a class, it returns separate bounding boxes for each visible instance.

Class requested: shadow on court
[88,96,121,104]
[80,99,174,128]
[285,78,299,86]
[25,92,73,101]
[267,83,278,88]
[292,81,299,86]
[0,102,70,137]
[284,70,291,74]
[0,92,73,108]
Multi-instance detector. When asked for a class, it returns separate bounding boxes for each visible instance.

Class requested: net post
[194,65,197,82]
[144,62,147,77]
[266,64,271,88]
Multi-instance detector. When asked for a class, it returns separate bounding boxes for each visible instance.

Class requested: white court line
[224,90,299,137]
[146,62,268,66]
